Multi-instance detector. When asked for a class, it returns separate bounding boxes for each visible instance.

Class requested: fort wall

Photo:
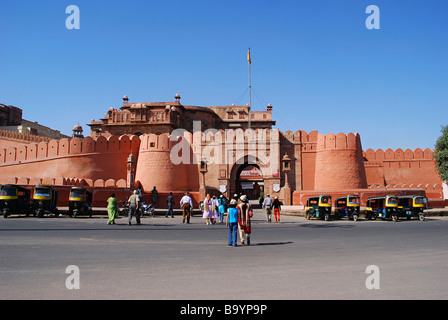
[0,134,141,186]
[363,148,441,187]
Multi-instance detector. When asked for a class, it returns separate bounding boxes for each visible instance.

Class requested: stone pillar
[126,153,135,188]
[281,153,292,205]
[199,161,208,201]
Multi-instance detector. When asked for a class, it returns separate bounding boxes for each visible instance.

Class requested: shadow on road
[253,241,293,246]
[300,223,354,229]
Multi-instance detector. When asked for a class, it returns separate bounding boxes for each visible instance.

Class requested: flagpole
[248,47,251,130]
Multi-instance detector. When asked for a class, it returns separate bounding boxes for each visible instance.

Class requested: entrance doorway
[235,164,263,200]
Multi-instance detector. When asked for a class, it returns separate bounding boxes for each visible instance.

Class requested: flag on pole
[247,47,251,65]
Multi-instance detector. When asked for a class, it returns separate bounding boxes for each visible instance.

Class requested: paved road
[0,210,447,300]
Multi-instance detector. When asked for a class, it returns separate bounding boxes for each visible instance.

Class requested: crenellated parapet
[0,134,140,164]
[363,147,434,162]
[280,130,318,152]
[0,129,52,144]
[316,132,362,151]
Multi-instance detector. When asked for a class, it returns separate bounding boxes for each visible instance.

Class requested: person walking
[106,193,119,225]
[165,192,175,218]
[262,194,273,223]
[237,195,252,245]
[203,194,215,225]
[212,195,219,224]
[151,186,158,208]
[273,196,281,223]
[127,190,141,225]
[226,199,239,247]
[218,195,227,223]
[180,192,193,224]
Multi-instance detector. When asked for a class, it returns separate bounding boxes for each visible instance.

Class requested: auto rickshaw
[397,195,426,221]
[305,195,332,221]
[365,195,399,221]
[0,184,32,218]
[68,187,93,218]
[334,195,360,221]
[32,185,58,218]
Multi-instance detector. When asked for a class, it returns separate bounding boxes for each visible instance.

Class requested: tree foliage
[434,125,448,182]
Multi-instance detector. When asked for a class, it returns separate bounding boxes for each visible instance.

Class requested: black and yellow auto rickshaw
[334,195,361,221]
[397,195,426,221]
[68,187,93,218]
[0,184,32,218]
[305,195,332,221]
[365,195,399,221]
[32,185,58,218]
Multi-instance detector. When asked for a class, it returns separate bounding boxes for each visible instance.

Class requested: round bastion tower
[134,133,189,192]
[314,132,368,190]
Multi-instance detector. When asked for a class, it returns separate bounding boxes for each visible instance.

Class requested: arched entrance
[234,163,264,200]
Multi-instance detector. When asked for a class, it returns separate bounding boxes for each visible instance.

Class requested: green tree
[434,125,448,182]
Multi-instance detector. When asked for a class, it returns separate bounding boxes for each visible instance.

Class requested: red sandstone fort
[0,96,446,208]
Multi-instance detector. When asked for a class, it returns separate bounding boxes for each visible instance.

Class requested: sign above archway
[239,165,263,181]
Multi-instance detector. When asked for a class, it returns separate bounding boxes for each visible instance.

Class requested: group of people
[202,193,281,247]
[262,194,282,223]
[106,189,142,225]
[201,194,228,225]
[105,189,282,248]
[105,188,195,225]
[225,194,253,246]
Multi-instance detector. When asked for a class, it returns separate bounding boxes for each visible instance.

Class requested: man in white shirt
[262,194,273,223]
[180,192,194,224]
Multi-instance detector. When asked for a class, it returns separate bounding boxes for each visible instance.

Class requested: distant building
[0,104,22,126]
[0,103,69,140]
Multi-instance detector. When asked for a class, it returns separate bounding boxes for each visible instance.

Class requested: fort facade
[0,95,445,208]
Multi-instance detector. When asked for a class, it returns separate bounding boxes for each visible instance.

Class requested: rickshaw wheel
[324,214,329,221]
[353,215,358,222]
[419,214,425,221]
[305,211,311,220]
[392,215,398,222]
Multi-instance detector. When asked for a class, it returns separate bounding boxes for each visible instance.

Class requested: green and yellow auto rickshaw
[365,195,399,221]
[32,185,58,218]
[334,195,361,221]
[305,195,332,221]
[397,195,426,221]
[0,184,32,218]
[68,187,93,218]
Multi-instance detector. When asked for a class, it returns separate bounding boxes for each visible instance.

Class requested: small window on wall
[228,113,234,120]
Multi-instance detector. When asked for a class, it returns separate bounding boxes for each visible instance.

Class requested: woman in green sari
[107,193,119,225]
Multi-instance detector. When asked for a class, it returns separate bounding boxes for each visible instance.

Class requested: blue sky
[1,0,447,150]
